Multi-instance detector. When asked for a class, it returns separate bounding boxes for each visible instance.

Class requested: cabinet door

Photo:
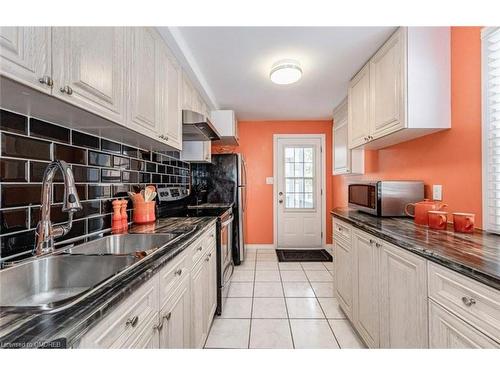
[125,315,160,349]
[333,125,349,174]
[164,52,182,150]
[52,27,126,124]
[348,64,370,148]
[334,239,353,320]
[191,260,207,348]
[379,242,428,348]
[429,301,499,348]
[0,27,52,93]
[159,276,191,348]
[352,230,380,348]
[370,28,406,139]
[205,246,217,330]
[127,28,159,137]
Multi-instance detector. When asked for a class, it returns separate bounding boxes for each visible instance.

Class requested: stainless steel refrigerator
[193,153,246,265]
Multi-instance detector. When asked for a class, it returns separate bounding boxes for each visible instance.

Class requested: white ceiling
[170,27,396,120]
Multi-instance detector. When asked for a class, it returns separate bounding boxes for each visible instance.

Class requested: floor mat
[276,249,333,262]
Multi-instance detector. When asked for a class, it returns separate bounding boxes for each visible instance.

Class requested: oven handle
[221,262,234,288]
[221,215,234,228]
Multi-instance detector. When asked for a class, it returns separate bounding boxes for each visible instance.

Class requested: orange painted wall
[213,121,333,244]
[332,26,484,227]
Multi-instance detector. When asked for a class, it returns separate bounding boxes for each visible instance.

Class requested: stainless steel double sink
[0,233,186,313]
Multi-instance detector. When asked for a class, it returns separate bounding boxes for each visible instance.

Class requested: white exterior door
[276,136,324,249]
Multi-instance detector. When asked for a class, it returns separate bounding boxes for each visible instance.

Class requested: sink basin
[63,233,180,256]
[0,254,136,312]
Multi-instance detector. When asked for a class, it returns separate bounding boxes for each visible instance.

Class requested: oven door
[220,214,234,300]
[348,183,378,215]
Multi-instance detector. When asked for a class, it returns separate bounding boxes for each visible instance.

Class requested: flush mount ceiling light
[270,59,302,85]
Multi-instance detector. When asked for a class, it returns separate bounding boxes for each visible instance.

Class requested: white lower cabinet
[379,242,428,348]
[333,218,500,349]
[159,275,191,348]
[333,238,353,320]
[429,301,499,348]
[352,229,380,348]
[78,224,217,349]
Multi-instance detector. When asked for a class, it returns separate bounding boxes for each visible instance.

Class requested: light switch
[266,177,274,185]
[432,185,443,201]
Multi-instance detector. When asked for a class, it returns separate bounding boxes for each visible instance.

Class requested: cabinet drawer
[428,262,500,343]
[333,219,351,245]
[429,300,499,348]
[159,253,190,308]
[79,275,159,348]
[191,226,216,265]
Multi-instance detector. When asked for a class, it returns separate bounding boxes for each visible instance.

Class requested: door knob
[279,192,283,196]
[278,199,283,204]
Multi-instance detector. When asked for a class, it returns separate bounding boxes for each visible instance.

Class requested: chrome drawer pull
[197,246,203,252]
[126,315,139,328]
[174,268,182,276]
[461,296,476,307]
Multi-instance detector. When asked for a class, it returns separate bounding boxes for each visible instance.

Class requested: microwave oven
[348,181,424,216]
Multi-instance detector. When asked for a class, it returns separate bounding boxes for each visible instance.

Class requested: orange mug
[405,199,447,226]
[428,210,448,230]
[453,213,475,233]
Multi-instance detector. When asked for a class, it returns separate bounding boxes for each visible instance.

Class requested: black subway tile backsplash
[72,130,99,149]
[72,165,99,183]
[101,169,121,183]
[1,184,42,208]
[1,133,51,160]
[0,109,189,260]
[30,118,70,143]
[0,109,27,135]
[0,158,27,182]
[87,185,111,200]
[88,151,112,167]
[113,156,130,170]
[101,139,121,154]
[0,208,28,234]
[54,144,87,165]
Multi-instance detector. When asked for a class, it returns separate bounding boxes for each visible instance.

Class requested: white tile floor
[204,248,366,349]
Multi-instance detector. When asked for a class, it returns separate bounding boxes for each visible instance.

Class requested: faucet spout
[35,160,83,256]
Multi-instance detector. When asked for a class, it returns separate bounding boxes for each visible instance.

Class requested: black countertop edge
[0,216,217,348]
[331,208,500,291]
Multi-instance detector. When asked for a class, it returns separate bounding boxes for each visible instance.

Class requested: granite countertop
[0,216,217,349]
[331,208,500,290]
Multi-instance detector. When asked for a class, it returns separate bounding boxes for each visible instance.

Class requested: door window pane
[283,146,315,209]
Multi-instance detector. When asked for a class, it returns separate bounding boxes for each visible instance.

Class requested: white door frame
[273,134,326,249]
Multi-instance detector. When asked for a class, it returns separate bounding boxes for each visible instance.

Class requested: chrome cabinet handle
[338,227,342,232]
[205,256,210,262]
[38,75,53,87]
[461,296,476,307]
[375,242,381,248]
[369,239,374,244]
[278,199,283,204]
[153,322,163,331]
[60,85,73,95]
[174,268,182,276]
[197,246,203,252]
[126,315,139,328]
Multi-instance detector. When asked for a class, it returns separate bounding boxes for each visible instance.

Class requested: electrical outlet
[433,185,443,201]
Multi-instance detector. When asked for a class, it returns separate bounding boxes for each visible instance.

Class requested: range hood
[182,110,221,141]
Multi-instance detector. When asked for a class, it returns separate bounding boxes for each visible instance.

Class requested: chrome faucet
[35,160,82,256]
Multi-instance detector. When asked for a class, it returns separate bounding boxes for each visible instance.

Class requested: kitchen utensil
[453,213,475,233]
[428,210,448,230]
[405,199,447,225]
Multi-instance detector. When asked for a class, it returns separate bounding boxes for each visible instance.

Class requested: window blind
[483,27,500,234]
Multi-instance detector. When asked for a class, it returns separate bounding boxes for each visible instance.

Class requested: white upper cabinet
[126,27,159,138]
[348,64,371,148]
[164,50,183,150]
[181,140,212,163]
[369,28,405,139]
[211,109,239,145]
[348,27,451,150]
[52,27,126,124]
[333,97,364,175]
[181,72,194,111]
[0,27,52,93]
